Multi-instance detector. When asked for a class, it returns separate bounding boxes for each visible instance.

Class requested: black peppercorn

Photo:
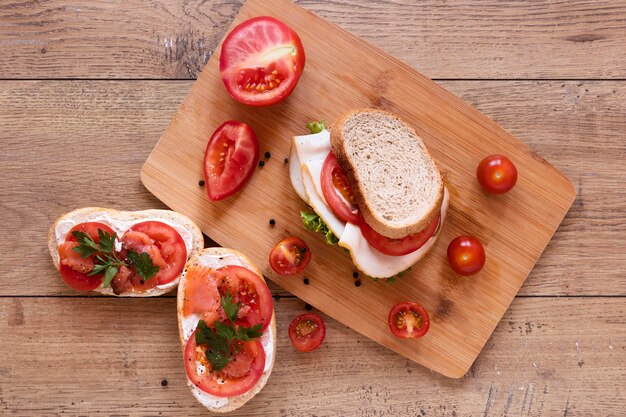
[354,281,361,287]
[303,278,309,285]
[198,180,205,187]
[264,151,271,159]
[269,218,276,226]
[259,161,265,167]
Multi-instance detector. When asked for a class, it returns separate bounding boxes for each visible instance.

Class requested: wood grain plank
[0,80,623,297]
[1,0,625,79]
[0,297,624,416]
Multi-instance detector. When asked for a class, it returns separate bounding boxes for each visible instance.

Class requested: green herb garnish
[72,229,160,287]
[195,294,263,371]
[301,210,338,245]
[306,120,326,134]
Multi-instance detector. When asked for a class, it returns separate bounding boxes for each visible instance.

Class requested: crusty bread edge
[47,207,204,297]
[330,108,444,238]
[176,248,277,413]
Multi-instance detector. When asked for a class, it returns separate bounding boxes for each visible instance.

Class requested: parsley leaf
[126,251,160,281]
[97,229,116,254]
[71,231,100,258]
[237,324,263,341]
[306,120,326,134]
[102,265,118,288]
[221,292,239,323]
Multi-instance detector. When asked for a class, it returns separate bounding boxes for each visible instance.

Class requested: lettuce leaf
[300,211,338,245]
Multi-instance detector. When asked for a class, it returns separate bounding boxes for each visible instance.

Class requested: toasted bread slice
[330,108,444,239]
[48,207,204,297]
[177,248,276,413]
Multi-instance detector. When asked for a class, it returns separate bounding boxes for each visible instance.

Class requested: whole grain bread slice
[330,108,444,238]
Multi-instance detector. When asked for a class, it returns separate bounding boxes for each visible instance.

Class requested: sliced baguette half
[48,207,204,297]
[330,108,444,239]
[177,248,276,413]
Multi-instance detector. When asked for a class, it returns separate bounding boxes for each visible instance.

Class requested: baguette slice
[330,108,444,239]
[177,248,276,413]
[48,207,204,297]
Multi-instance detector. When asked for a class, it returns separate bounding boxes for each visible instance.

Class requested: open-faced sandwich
[290,108,449,278]
[48,207,203,296]
[178,248,276,413]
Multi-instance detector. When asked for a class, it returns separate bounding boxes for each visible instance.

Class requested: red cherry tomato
[388,302,430,339]
[476,154,518,194]
[359,214,440,256]
[288,313,326,352]
[321,152,360,224]
[219,16,305,107]
[269,237,311,275]
[203,121,259,201]
[184,329,265,397]
[58,222,115,291]
[447,236,486,276]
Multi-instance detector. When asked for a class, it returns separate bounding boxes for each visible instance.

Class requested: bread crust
[48,207,204,297]
[330,108,444,239]
[176,248,276,413]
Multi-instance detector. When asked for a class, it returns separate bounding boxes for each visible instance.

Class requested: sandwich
[290,108,449,278]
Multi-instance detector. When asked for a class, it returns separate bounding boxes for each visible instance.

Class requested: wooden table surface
[1,1,624,416]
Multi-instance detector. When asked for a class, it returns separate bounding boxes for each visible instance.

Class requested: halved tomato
[321,152,360,224]
[388,302,430,339]
[359,214,440,256]
[58,222,115,291]
[269,237,311,276]
[288,313,326,352]
[184,329,265,397]
[203,121,259,201]
[219,16,305,106]
[122,221,187,285]
[212,266,274,331]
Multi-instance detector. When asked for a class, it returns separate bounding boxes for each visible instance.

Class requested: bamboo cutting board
[141,0,575,378]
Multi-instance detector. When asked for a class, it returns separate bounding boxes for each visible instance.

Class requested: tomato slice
[211,266,274,331]
[321,152,360,224]
[203,121,259,201]
[269,237,311,276]
[122,221,187,286]
[288,313,326,352]
[184,329,265,397]
[388,302,430,339]
[219,16,305,106]
[359,213,440,256]
[58,222,115,291]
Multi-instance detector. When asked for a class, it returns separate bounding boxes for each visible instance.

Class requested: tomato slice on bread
[388,302,430,339]
[219,16,305,106]
[203,121,259,201]
[321,152,360,224]
[269,237,311,275]
[288,313,326,352]
[359,213,440,256]
[184,329,265,397]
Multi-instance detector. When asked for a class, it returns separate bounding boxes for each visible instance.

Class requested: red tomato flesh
[269,237,311,276]
[220,16,305,106]
[388,302,430,339]
[477,154,518,194]
[447,235,486,276]
[359,213,440,256]
[321,152,360,224]
[203,121,259,201]
[288,313,326,352]
[184,329,265,397]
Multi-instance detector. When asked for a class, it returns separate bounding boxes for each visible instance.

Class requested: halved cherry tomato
[359,214,440,256]
[388,302,430,339]
[203,121,259,201]
[288,313,326,352]
[184,329,265,397]
[212,266,274,331]
[122,221,187,285]
[58,222,115,291]
[269,237,311,275]
[477,154,518,194]
[219,16,305,106]
[447,235,486,276]
[321,152,360,224]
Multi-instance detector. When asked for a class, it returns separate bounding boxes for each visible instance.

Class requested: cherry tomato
[58,222,115,291]
[203,121,259,201]
[269,237,311,275]
[219,16,305,106]
[288,313,326,352]
[388,302,430,339]
[359,214,440,256]
[321,152,360,224]
[184,329,265,397]
[447,236,486,276]
[476,154,518,194]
